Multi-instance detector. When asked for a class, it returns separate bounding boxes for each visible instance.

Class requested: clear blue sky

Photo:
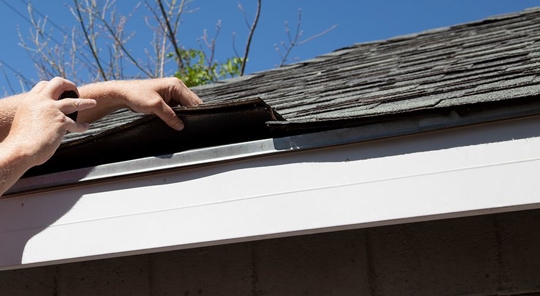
[0,0,539,94]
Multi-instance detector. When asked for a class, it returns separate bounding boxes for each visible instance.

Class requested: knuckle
[166,77,185,88]
[50,77,64,83]
[31,81,48,92]
[176,78,187,88]
[54,112,69,124]
[149,100,162,109]
[168,110,177,118]
[71,99,80,109]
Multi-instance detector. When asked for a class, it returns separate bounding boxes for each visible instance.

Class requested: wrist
[1,138,36,170]
[0,138,35,191]
[0,96,21,141]
[77,81,128,123]
[79,81,127,110]
[0,139,37,196]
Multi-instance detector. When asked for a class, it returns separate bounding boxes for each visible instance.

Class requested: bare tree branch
[237,3,251,29]
[277,8,337,67]
[298,24,337,46]
[8,0,334,92]
[198,20,221,68]
[240,0,261,76]
[96,8,155,77]
[73,0,107,80]
[232,32,240,57]
[0,61,17,94]
[158,32,167,77]
[156,0,185,69]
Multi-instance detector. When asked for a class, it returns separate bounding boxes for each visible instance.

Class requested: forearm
[0,81,126,127]
[77,81,126,123]
[0,139,33,196]
[0,95,22,141]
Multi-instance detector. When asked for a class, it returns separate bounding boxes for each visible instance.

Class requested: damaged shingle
[53,7,540,172]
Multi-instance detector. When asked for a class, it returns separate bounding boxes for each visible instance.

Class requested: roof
[25,7,540,176]
[199,7,540,123]
[5,7,540,271]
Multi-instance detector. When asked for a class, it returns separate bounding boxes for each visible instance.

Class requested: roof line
[8,96,540,196]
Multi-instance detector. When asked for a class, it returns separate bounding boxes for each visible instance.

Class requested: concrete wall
[2,209,540,296]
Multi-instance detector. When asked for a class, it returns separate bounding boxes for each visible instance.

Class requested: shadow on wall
[0,189,84,269]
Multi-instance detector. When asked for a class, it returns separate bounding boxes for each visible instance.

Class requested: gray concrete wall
[2,209,540,296]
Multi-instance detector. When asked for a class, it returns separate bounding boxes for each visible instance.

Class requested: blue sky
[0,0,539,94]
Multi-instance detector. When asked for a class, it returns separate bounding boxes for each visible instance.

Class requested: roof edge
[8,95,540,195]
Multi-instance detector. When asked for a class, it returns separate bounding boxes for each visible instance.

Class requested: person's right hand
[6,77,97,167]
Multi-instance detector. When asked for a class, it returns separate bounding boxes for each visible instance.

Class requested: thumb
[66,121,91,133]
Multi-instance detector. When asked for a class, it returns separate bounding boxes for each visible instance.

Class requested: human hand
[78,78,202,130]
[117,78,203,130]
[6,77,96,166]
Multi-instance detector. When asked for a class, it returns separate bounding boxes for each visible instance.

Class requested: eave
[4,7,540,272]
[2,101,540,271]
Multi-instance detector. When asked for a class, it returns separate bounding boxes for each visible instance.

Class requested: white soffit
[2,115,540,270]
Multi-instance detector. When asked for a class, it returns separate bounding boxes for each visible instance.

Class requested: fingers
[58,102,93,133]
[66,121,90,133]
[57,98,97,115]
[30,78,96,134]
[38,77,79,100]
[30,81,48,93]
[178,87,203,106]
[167,78,203,106]
[153,100,185,131]
[153,78,200,130]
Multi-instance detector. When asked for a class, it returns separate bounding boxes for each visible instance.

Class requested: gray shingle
[64,7,540,144]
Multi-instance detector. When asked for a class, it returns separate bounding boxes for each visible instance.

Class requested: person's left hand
[78,78,203,130]
[120,78,202,130]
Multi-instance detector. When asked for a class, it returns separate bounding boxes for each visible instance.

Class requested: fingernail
[176,120,185,131]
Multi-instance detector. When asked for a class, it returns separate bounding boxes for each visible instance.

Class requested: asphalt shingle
[63,8,540,142]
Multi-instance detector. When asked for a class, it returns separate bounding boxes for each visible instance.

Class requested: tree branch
[97,12,155,77]
[73,0,107,81]
[240,0,261,76]
[298,24,337,46]
[156,0,185,69]
[277,9,337,67]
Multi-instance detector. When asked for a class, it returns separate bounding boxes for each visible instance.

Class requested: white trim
[1,116,540,270]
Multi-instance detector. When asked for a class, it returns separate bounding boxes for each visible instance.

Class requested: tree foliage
[173,49,243,87]
[11,0,334,91]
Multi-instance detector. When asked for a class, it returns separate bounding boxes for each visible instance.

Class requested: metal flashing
[8,96,540,195]
[25,98,284,177]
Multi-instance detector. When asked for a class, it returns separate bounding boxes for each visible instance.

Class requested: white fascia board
[1,115,540,270]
